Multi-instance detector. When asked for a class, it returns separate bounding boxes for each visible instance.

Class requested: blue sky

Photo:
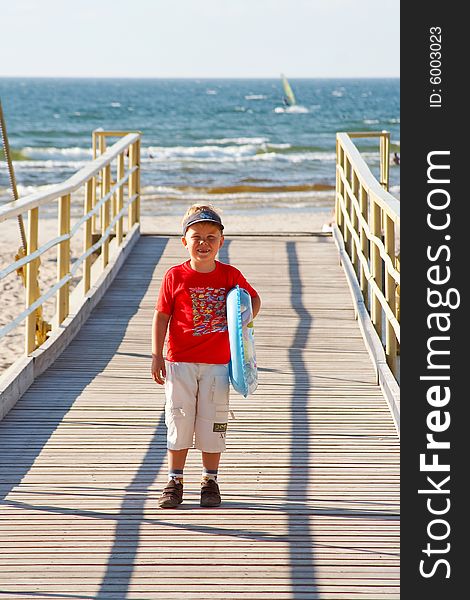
[0,0,399,78]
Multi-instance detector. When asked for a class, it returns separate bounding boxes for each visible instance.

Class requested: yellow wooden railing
[0,130,141,355]
[335,131,400,378]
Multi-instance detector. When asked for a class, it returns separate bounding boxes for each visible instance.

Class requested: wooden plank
[0,236,399,599]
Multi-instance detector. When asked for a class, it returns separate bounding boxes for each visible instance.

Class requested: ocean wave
[17,183,58,195]
[361,152,385,161]
[274,105,309,114]
[13,159,87,170]
[266,143,291,150]
[11,143,382,169]
[0,183,62,203]
[202,137,269,145]
[145,144,259,161]
[22,146,92,161]
[253,151,337,163]
[144,144,336,164]
[245,94,267,100]
[198,138,292,151]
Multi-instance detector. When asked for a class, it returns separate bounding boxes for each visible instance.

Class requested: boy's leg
[195,364,229,508]
[159,362,197,509]
[202,451,221,482]
[167,448,189,483]
[169,448,189,471]
[202,451,221,471]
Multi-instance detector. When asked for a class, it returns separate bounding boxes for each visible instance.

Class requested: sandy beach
[0,207,334,375]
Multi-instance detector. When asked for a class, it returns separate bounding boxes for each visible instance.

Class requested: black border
[401,5,466,597]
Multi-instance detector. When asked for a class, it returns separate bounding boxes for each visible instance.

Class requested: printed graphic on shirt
[189,287,227,336]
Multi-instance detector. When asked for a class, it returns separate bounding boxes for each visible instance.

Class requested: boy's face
[182,222,224,269]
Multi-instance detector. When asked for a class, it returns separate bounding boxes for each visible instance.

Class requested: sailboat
[281,74,296,107]
[275,75,307,113]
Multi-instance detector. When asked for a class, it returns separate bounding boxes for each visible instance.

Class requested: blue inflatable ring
[227,285,258,397]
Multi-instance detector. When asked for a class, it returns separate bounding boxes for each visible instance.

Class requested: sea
[0,78,399,216]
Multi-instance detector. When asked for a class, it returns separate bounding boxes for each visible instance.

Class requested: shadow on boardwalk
[286,241,320,599]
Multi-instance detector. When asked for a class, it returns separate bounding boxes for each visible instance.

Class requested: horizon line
[0,75,400,80]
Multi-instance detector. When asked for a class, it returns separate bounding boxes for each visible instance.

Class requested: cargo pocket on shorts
[165,404,186,426]
[212,375,229,433]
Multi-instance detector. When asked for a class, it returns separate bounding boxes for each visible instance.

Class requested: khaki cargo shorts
[164,362,230,453]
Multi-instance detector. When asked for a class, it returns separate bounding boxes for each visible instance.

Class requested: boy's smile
[182,222,224,272]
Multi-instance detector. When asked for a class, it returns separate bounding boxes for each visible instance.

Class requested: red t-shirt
[156,260,258,364]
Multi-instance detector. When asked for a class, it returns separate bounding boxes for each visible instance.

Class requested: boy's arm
[151,311,171,384]
[251,294,261,319]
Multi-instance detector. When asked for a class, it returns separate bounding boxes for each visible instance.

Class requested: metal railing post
[135,139,141,224]
[384,215,397,374]
[102,165,111,268]
[351,172,359,275]
[84,180,93,294]
[116,153,124,244]
[335,139,344,236]
[128,142,136,229]
[57,194,71,324]
[359,185,370,310]
[25,207,39,354]
[370,202,383,339]
[343,154,350,253]
[380,131,390,191]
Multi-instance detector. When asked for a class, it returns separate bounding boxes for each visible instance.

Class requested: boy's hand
[151,354,166,385]
[251,294,261,319]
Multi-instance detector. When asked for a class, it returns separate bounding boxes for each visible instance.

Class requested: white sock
[202,469,218,482]
[168,469,183,484]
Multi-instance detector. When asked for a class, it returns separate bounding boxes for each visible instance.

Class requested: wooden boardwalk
[0,234,399,599]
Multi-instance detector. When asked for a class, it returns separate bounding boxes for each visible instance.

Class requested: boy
[151,205,261,508]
